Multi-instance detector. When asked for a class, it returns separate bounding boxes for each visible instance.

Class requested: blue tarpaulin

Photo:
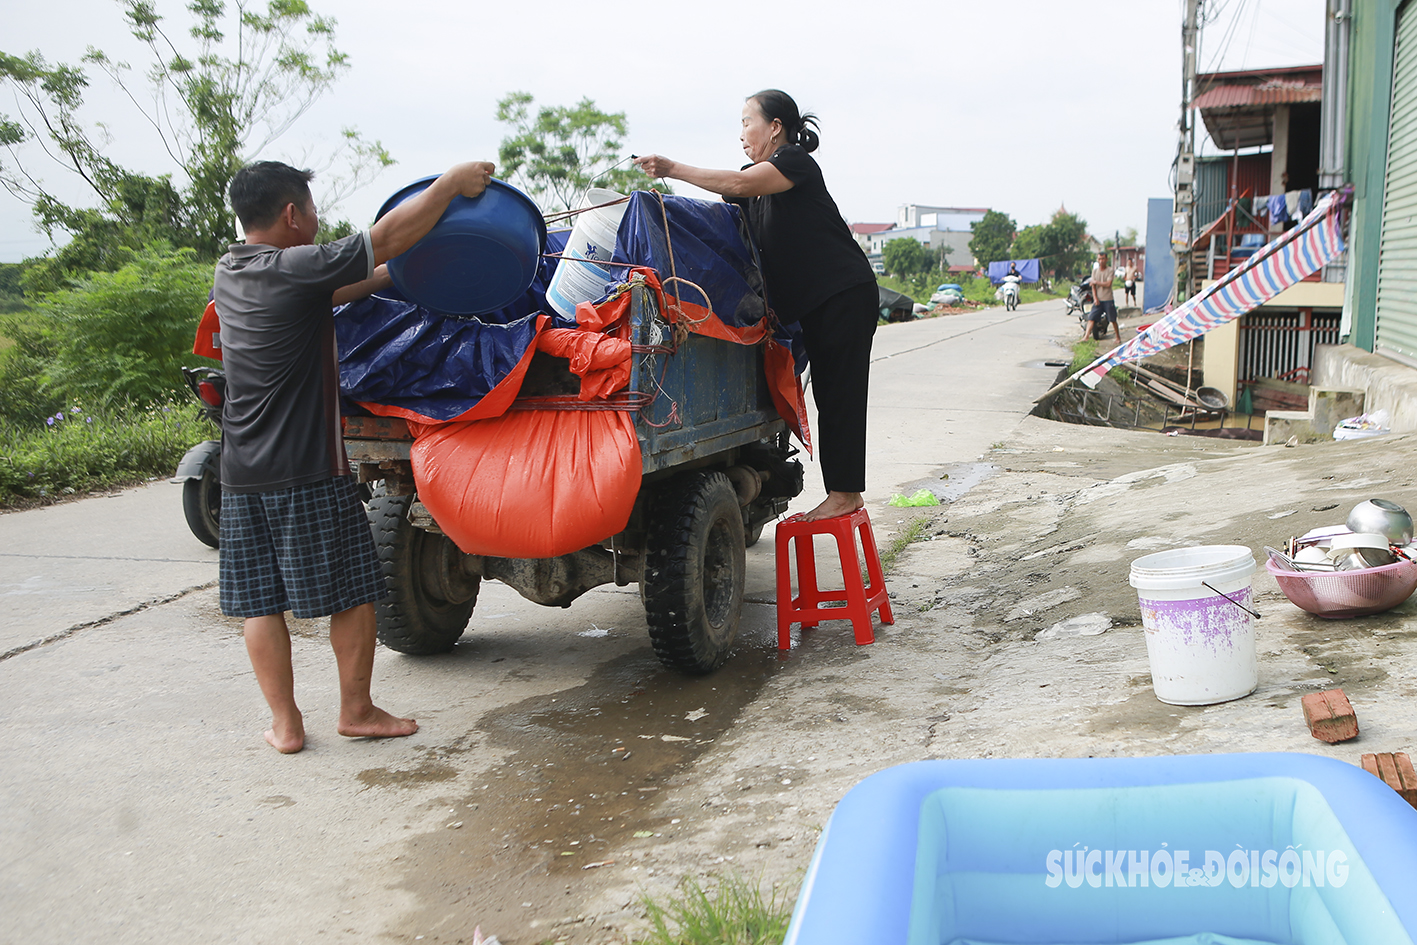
[335,193,807,422]
[334,231,573,422]
[613,192,806,370]
[986,258,1040,284]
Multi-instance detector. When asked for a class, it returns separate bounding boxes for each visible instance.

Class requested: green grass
[879,513,935,574]
[877,274,1062,312]
[634,873,793,945]
[0,401,214,507]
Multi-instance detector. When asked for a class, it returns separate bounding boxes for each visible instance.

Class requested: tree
[0,245,212,420]
[969,209,1016,268]
[1011,210,1090,280]
[0,0,392,282]
[882,237,934,279]
[495,92,661,212]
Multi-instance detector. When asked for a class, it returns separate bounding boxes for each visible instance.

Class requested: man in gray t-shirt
[215,159,494,753]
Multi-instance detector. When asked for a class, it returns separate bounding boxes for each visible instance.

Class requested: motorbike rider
[1080,250,1122,344]
[1001,262,1022,310]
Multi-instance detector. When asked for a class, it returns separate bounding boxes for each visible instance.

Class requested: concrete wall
[1313,342,1417,431]
[1202,318,1241,404]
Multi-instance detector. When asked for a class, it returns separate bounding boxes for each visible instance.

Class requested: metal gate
[1238,309,1343,384]
[1375,0,1417,363]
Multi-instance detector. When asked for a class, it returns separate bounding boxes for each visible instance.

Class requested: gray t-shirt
[212,232,374,493]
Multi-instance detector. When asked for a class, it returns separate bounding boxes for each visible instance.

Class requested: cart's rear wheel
[643,470,745,674]
[183,467,221,549]
[367,489,478,654]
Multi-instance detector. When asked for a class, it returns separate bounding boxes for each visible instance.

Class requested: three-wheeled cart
[344,281,803,675]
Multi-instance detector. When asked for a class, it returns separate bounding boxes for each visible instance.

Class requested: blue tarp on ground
[986,259,1040,284]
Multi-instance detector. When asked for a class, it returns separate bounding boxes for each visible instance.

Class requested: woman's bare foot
[801,490,865,522]
[264,714,305,754]
[338,705,419,739]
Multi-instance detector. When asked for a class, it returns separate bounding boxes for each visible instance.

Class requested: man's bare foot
[801,491,865,522]
[338,705,419,739]
[264,715,305,754]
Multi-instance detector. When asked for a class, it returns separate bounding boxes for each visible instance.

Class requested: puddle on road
[930,462,1000,503]
[386,629,787,943]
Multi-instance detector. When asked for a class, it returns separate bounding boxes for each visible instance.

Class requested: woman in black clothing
[634,90,878,522]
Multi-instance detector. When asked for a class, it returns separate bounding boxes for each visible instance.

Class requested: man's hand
[448,161,495,199]
[370,161,498,266]
[333,264,392,307]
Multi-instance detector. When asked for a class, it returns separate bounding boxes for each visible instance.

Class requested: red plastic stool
[776,508,893,649]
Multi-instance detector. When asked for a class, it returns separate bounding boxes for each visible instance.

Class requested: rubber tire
[182,467,221,549]
[367,489,478,655]
[643,470,746,675]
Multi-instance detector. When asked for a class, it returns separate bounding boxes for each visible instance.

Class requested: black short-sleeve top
[212,232,373,493]
[738,145,875,321]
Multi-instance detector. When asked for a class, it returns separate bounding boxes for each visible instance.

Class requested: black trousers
[798,280,878,493]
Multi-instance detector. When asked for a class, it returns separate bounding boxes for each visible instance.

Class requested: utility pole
[1175,0,1201,299]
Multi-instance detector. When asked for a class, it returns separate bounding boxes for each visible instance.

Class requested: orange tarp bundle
[409,408,641,559]
[407,304,642,559]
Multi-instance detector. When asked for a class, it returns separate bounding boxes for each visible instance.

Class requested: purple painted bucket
[1128,545,1258,705]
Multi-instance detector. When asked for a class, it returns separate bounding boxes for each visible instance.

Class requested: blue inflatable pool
[784,753,1417,945]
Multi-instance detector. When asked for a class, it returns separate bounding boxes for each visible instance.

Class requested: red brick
[1301,689,1359,743]
[1360,752,1417,810]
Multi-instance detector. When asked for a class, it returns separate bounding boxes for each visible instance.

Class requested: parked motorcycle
[1065,278,1093,324]
[173,366,224,548]
[1000,273,1022,312]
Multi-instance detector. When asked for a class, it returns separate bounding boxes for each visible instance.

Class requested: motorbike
[173,366,225,548]
[1065,278,1094,324]
[1000,273,1022,312]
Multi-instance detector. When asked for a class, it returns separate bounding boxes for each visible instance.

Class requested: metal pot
[1347,499,1414,545]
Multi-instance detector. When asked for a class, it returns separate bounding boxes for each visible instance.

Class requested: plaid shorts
[219,476,386,619]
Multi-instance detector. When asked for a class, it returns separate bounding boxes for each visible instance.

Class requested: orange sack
[410,408,642,559]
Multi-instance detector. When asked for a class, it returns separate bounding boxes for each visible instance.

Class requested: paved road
[0,299,1075,944]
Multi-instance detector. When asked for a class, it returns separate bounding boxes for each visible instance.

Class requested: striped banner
[1064,190,1347,391]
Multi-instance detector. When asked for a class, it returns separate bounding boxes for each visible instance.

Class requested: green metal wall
[1346,0,1405,351]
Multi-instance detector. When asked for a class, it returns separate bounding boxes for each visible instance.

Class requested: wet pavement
[21,298,1362,944]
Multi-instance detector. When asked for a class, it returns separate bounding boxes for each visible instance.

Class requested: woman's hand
[634,154,678,180]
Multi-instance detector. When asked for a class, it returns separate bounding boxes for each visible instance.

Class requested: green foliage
[635,874,792,945]
[0,400,210,506]
[495,91,661,211]
[1011,209,1090,280]
[0,262,27,313]
[969,209,1017,267]
[882,237,935,279]
[1,0,392,274]
[0,246,211,422]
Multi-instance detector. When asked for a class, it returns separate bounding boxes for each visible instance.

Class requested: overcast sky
[1,0,1326,263]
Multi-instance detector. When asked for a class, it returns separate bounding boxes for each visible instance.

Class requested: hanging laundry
[1285,191,1303,222]
[1298,189,1314,218]
[1268,194,1290,224]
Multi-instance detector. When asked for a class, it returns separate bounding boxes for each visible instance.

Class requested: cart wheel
[367,488,478,655]
[182,466,221,549]
[643,470,745,674]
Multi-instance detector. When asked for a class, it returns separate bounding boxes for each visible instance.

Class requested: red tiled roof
[850,223,894,234]
[1193,82,1323,110]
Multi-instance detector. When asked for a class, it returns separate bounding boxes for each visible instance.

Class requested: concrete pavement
[0,480,217,656]
[2,297,1207,945]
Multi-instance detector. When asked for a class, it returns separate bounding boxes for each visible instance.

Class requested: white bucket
[1128,545,1258,706]
[545,188,629,319]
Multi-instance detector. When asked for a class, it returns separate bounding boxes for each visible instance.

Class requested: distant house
[851,205,988,273]
[849,222,894,252]
[896,205,989,232]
